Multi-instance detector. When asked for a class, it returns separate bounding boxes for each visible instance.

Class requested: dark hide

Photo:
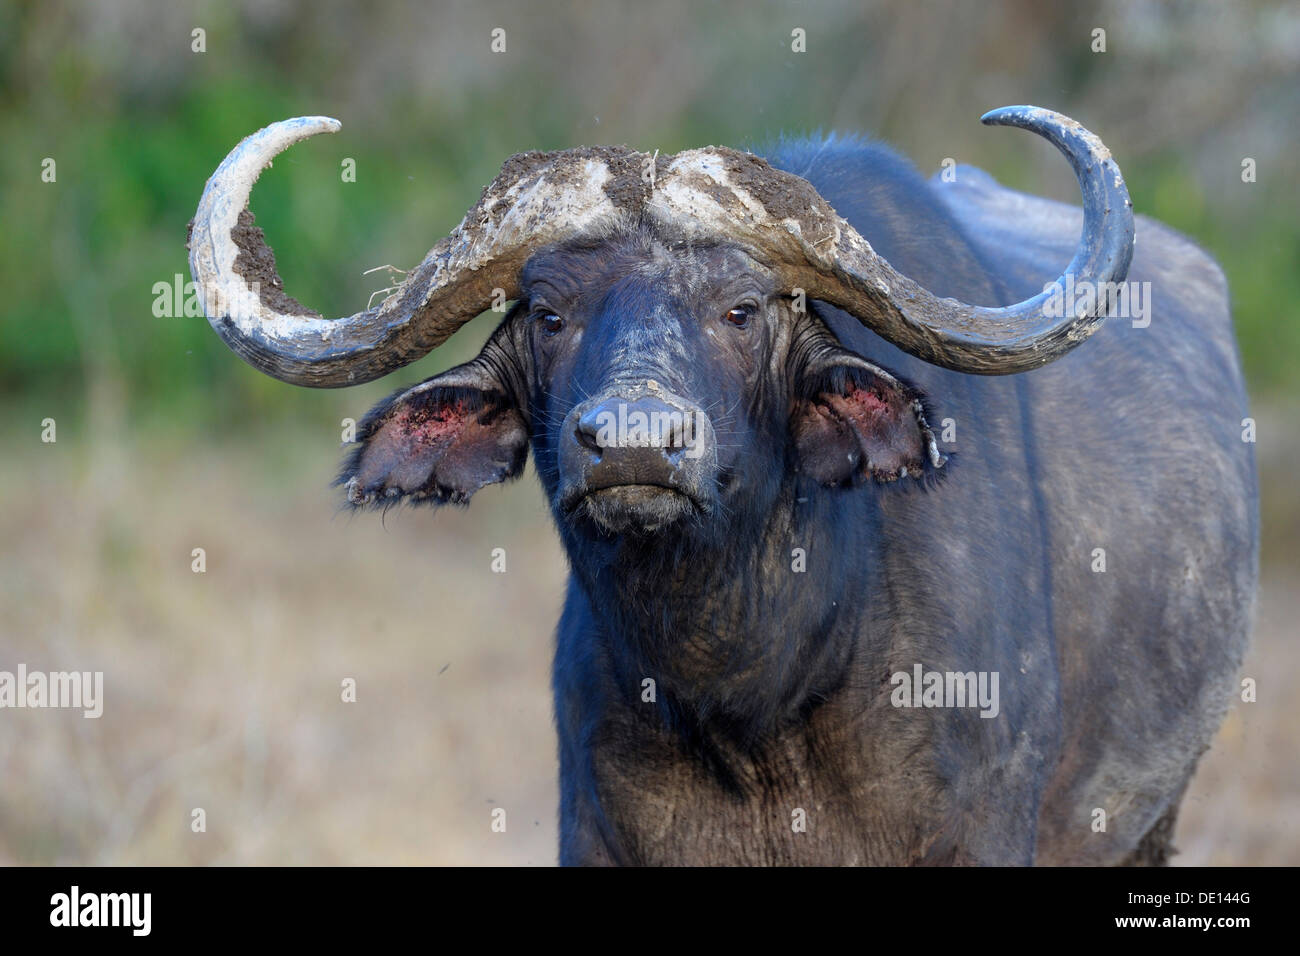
[340,134,1257,866]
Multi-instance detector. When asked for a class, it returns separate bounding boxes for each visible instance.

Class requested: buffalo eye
[537,313,565,335]
[723,305,753,328]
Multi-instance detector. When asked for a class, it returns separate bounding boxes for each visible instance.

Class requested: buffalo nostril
[560,389,716,509]
[568,392,714,484]
[575,407,608,457]
[575,422,603,456]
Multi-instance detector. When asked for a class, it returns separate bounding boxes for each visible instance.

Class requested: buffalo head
[187,108,1133,539]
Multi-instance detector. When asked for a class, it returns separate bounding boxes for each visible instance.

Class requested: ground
[0,423,1293,865]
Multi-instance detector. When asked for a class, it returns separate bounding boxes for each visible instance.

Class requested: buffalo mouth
[564,482,708,535]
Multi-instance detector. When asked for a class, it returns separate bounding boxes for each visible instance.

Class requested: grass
[0,421,1295,864]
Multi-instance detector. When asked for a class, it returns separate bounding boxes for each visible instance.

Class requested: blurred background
[0,0,1296,864]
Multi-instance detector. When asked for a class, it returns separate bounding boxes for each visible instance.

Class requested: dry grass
[0,428,565,865]
[0,423,1294,865]
[1176,575,1300,864]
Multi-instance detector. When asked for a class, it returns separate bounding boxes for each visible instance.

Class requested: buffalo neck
[559,478,875,750]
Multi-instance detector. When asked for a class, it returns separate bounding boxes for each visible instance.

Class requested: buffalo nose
[558,387,719,524]
[575,395,697,461]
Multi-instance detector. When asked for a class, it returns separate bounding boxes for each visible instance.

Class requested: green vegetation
[2,1,1295,439]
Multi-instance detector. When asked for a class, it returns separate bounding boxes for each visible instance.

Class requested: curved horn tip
[978,105,1117,168]
[979,105,1080,131]
[263,115,342,137]
[210,116,343,190]
[980,104,1040,127]
[191,113,524,388]
[804,104,1134,375]
[233,116,343,164]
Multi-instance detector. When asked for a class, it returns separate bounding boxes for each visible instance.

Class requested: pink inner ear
[354,400,473,493]
[399,401,470,445]
[819,384,899,444]
[796,378,926,484]
[386,402,471,491]
[839,383,890,419]
[351,388,529,504]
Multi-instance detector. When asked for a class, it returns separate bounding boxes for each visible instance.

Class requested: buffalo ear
[792,354,946,486]
[340,363,528,507]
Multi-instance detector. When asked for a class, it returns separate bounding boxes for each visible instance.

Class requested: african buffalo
[188,107,1257,865]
